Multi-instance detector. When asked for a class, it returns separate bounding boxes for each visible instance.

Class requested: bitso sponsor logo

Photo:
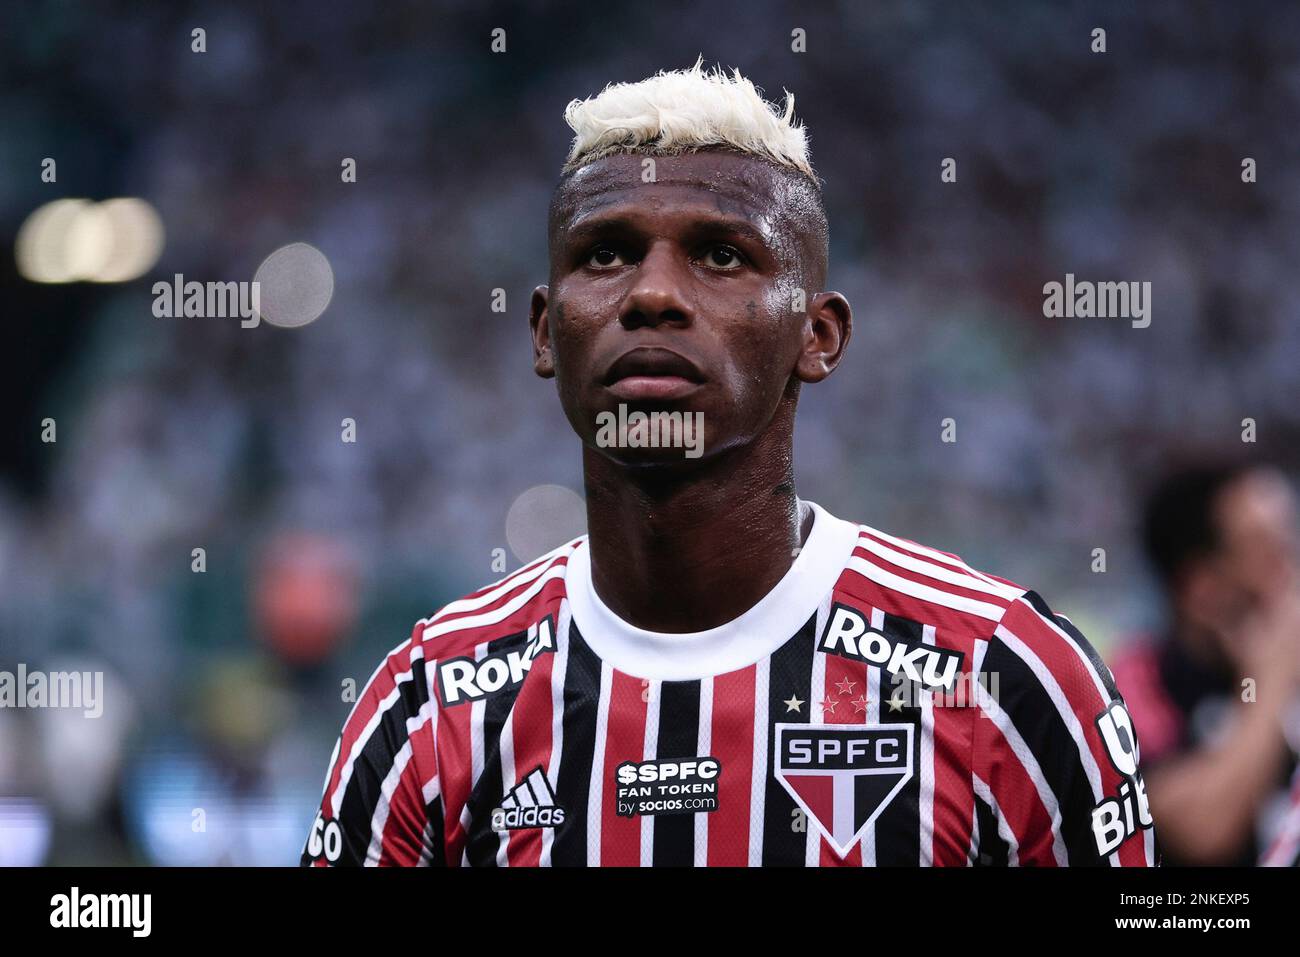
[615,757,721,817]
[491,766,566,831]
[774,723,914,858]
[437,616,555,706]
[818,604,964,692]
[1091,701,1154,855]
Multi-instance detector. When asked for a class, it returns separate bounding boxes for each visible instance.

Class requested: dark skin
[529,150,852,633]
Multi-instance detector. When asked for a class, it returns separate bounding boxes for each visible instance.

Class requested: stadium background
[2,0,1297,864]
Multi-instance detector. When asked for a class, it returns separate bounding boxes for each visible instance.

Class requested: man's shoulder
[411,537,583,662]
[827,516,1116,685]
[830,519,1029,639]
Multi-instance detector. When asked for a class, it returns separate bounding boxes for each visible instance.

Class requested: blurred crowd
[1,1,1298,864]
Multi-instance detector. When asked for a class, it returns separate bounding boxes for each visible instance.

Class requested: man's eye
[702,245,743,270]
[587,246,625,268]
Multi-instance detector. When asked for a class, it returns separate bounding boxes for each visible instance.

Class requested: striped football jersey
[301,501,1157,867]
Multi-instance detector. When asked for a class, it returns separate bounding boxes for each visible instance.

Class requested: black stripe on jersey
[981,636,1104,865]
[423,795,447,866]
[872,612,924,866]
[550,621,603,867]
[332,658,431,865]
[651,680,702,866]
[974,791,1010,866]
[762,613,818,866]
[1021,591,1122,700]
[465,628,533,867]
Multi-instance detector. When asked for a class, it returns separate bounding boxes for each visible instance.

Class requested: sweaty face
[534,151,831,467]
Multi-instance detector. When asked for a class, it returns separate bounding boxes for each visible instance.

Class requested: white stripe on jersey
[859,606,885,867]
[973,773,1020,866]
[846,556,1006,622]
[972,678,1068,866]
[860,525,1011,591]
[539,601,571,868]
[496,629,521,867]
[694,676,714,867]
[365,701,436,865]
[994,621,1114,867]
[1016,599,1118,716]
[806,633,827,867]
[919,623,937,867]
[967,639,989,867]
[867,607,884,724]
[747,656,769,867]
[416,698,441,867]
[640,680,661,867]
[459,639,489,867]
[330,645,425,818]
[423,563,568,644]
[423,544,575,634]
[587,661,614,866]
[855,534,1021,601]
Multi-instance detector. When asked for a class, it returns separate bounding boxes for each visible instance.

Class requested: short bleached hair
[562,59,816,182]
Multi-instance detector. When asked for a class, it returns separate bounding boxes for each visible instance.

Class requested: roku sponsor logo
[818,604,964,692]
[437,616,555,706]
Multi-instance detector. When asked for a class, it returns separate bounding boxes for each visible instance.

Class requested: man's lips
[601,347,704,401]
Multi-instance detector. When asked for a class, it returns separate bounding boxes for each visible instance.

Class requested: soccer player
[302,63,1155,867]
[1111,462,1300,865]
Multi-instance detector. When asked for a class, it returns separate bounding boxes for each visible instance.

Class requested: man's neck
[580,421,811,634]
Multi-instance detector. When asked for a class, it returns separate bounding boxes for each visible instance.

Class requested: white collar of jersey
[564,499,860,681]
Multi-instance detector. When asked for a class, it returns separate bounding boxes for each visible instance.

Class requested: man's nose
[618,243,694,329]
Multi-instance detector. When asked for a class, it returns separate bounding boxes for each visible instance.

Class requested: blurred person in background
[1110,462,1300,865]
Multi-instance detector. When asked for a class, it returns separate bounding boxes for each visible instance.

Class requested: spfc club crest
[774,723,914,857]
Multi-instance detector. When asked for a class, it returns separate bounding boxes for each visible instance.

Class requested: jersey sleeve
[971,591,1157,866]
[301,621,444,866]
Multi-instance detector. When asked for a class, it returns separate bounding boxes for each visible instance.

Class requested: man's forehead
[553,151,799,231]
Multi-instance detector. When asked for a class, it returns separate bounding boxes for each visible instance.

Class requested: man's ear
[530,285,555,379]
[794,291,852,384]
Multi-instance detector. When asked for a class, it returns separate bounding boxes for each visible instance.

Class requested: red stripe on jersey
[820,649,868,867]
[929,625,979,866]
[974,718,1060,865]
[800,777,836,835]
[929,698,975,865]
[378,724,435,866]
[859,528,977,574]
[851,544,1015,614]
[436,682,474,866]
[423,561,571,661]
[707,666,757,867]
[996,599,1146,866]
[599,670,649,866]
[322,625,424,817]
[459,543,579,604]
[837,564,1005,638]
[504,638,556,867]
[857,530,1008,590]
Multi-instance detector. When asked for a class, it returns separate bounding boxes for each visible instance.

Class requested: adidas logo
[491,766,566,831]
